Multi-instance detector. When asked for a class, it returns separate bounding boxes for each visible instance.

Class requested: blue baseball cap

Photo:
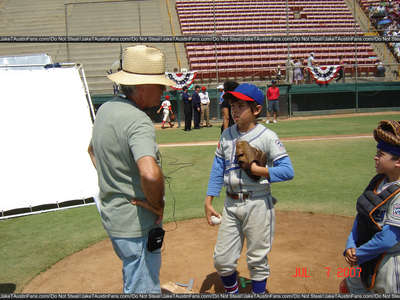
[225,83,264,105]
[377,140,400,156]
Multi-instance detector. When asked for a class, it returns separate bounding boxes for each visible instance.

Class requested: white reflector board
[0,66,99,217]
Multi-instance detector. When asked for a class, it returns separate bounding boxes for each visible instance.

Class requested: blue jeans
[110,235,161,294]
[268,100,279,113]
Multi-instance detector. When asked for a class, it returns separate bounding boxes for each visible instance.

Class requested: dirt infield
[22,211,353,294]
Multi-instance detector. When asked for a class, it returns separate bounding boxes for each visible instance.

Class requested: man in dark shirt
[220,80,238,134]
[182,86,192,131]
[192,85,201,129]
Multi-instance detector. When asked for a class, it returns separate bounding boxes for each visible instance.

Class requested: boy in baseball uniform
[204,83,295,294]
[157,95,174,129]
[342,120,400,294]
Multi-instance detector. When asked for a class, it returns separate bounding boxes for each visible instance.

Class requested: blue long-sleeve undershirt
[269,156,294,183]
[345,216,359,250]
[207,156,225,196]
[206,155,294,197]
[345,216,400,265]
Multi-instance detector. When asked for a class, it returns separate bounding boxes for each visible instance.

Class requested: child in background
[342,120,400,294]
[204,83,294,294]
[157,95,174,129]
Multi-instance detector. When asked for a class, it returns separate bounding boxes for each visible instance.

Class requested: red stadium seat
[177,0,379,80]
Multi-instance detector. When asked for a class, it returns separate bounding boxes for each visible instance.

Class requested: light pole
[286,0,292,117]
[286,0,291,59]
[354,0,359,112]
[213,0,219,84]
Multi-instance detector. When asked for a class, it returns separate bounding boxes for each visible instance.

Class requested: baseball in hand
[210,215,221,225]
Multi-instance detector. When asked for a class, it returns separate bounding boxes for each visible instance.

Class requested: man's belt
[226,191,250,200]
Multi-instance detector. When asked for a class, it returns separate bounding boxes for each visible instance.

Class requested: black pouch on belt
[147,227,165,252]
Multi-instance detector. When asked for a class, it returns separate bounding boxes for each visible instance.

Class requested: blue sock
[221,272,239,294]
[252,279,266,294]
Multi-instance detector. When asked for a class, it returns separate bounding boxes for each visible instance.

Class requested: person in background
[306,52,315,83]
[302,58,308,83]
[273,65,282,84]
[157,95,174,129]
[192,85,201,129]
[199,86,212,127]
[336,56,345,83]
[217,84,224,104]
[285,56,294,84]
[220,80,238,135]
[376,60,386,78]
[182,86,192,131]
[265,80,280,124]
[293,59,304,85]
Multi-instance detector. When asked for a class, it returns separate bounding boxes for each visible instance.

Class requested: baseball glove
[235,140,267,181]
[170,111,175,121]
[373,120,400,145]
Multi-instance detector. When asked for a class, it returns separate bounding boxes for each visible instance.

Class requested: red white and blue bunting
[165,71,197,90]
[307,65,341,85]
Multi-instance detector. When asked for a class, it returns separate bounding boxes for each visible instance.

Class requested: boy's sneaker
[265,120,270,124]
[273,120,277,123]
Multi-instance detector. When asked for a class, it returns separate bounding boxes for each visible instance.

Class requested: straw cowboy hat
[107,45,175,86]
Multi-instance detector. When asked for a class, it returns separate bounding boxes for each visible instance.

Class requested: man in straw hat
[88,45,175,294]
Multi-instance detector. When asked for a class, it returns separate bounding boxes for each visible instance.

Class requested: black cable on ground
[160,153,194,232]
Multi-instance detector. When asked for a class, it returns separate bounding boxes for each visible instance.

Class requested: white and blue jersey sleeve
[265,130,288,164]
[385,192,400,228]
[259,128,293,182]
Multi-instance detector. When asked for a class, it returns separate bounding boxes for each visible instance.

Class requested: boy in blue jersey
[204,83,294,294]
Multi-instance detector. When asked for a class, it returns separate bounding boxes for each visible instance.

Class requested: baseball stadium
[2,0,400,296]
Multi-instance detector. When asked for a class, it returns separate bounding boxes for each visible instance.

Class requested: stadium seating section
[176,0,379,81]
[357,0,400,62]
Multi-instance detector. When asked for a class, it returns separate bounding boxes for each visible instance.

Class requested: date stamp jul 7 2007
[292,267,362,278]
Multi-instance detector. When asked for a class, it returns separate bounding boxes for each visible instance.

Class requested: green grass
[156,113,400,144]
[1,112,393,293]
[156,125,223,144]
[0,206,107,292]
[160,138,376,218]
[274,138,376,216]
[161,146,223,221]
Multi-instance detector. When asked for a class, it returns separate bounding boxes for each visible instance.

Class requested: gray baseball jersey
[347,179,400,293]
[213,123,288,281]
[215,123,288,195]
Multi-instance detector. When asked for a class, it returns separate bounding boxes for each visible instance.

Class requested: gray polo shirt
[91,96,160,238]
